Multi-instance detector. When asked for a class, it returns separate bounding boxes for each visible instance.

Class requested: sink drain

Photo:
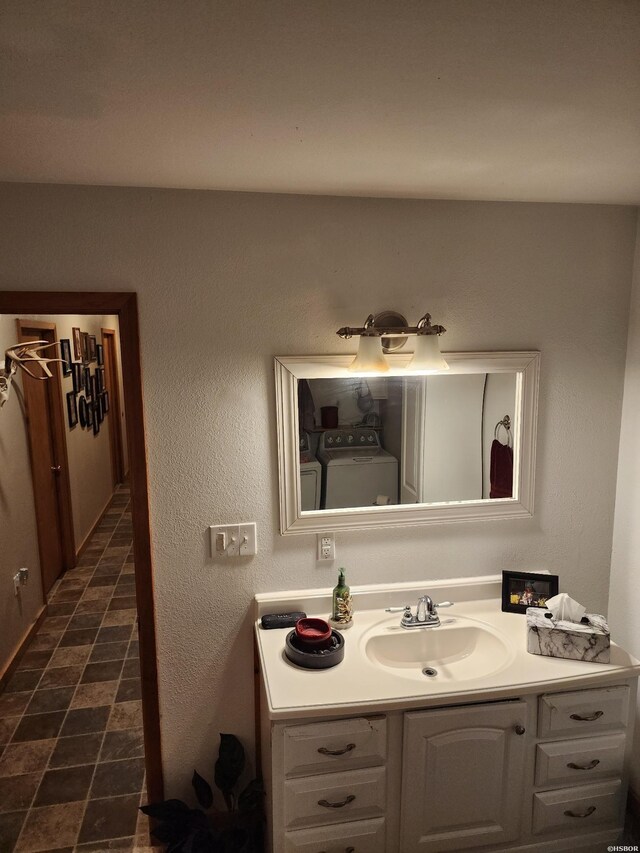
[422,667,438,677]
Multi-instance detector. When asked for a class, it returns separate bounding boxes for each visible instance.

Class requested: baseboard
[629,786,640,820]
[76,490,117,559]
[0,604,48,692]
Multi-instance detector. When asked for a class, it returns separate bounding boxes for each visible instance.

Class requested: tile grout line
[10,490,138,852]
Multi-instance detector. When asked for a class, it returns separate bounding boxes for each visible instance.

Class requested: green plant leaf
[214,733,245,804]
[238,778,265,813]
[192,770,214,810]
[140,799,190,821]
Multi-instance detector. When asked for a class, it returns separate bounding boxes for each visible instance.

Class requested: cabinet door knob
[514,725,525,735]
[564,805,596,818]
[318,743,356,756]
[570,711,603,721]
[567,759,600,770]
[318,794,356,809]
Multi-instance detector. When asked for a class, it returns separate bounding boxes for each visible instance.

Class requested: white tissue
[545,592,586,623]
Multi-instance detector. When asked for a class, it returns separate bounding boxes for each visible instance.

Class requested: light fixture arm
[337,312,446,339]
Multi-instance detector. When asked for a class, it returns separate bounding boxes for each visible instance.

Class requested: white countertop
[255,580,640,721]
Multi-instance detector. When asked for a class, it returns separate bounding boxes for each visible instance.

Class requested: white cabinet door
[401,701,528,852]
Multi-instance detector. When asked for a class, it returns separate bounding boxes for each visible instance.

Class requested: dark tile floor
[0,486,156,852]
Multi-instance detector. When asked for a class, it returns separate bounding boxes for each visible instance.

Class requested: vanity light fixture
[337,311,448,373]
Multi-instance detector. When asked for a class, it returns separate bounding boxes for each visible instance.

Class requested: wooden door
[17,320,75,593]
[102,328,125,485]
[401,701,528,851]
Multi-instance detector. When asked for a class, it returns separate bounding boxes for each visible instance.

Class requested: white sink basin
[362,618,513,682]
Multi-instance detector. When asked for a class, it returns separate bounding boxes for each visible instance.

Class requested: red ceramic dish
[295,617,331,646]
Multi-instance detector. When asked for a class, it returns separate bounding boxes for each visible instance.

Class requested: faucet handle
[435,601,454,608]
[384,605,412,613]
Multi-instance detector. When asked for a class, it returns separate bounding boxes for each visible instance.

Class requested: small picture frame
[86,400,94,427]
[79,396,88,428]
[102,391,109,413]
[501,570,559,614]
[89,335,97,362]
[66,391,78,428]
[96,368,104,394]
[91,374,98,402]
[60,339,72,376]
[92,406,100,435]
[73,362,83,394]
[84,367,92,399]
[72,327,82,360]
[96,344,104,366]
[81,332,90,363]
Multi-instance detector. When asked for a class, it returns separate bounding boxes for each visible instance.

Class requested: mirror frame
[275,351,540,534]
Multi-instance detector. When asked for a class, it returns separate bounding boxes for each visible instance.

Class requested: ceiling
[1,0,639,204]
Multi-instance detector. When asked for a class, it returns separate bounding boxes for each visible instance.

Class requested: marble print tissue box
[526,608,610,663]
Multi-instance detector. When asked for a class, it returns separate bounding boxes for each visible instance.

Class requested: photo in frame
[91,374,98,402]
[72,363,83,394]
[102,391,109,413]
[96,368,104,394]
[79,396,88,429]
[95,395,103,424]
[96,343,104,366]
[72,327,82,360]
[66,391,78,428]
[81,332,90,363]
[60,339,72,376]
[84,367,92,399]
[92,406,100,435]
[501,570,559,614]
[89,335,97,362]
[86,400,94,428]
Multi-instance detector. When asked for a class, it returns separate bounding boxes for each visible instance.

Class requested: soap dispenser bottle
[330,568,353,629]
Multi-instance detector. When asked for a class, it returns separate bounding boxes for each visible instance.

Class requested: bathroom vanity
[254,577,640,853]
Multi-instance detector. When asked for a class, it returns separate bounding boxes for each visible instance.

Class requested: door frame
[101,327,126,486]
[0,291,164,803]
[16,318,76,585]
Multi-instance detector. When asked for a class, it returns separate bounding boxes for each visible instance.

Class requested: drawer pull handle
[318,743,356,756]
[564,806,596,818]
[318,794,356,809]
[567,759,600,770]
[317,849,355,853]
[570,711,603,721]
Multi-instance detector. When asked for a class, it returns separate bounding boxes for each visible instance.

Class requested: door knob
[514,725,526,735]
[50,465,61,474]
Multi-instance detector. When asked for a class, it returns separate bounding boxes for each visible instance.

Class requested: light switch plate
[210,525,240,557]
[239,522,258,555]
[210,523,257,557]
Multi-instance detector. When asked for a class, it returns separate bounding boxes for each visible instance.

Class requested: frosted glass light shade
[349,335,389,373]
[407,334,449,372]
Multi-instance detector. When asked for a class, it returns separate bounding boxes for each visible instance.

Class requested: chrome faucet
[385,597,454,628]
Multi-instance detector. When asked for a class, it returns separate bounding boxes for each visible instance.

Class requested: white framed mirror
[275,351,540,534]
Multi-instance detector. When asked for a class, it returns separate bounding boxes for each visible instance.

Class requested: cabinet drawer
[283,717,386,777]
[284,766,386,830]
[284,817,386,852]
[535,733,626,786]
[538,686,629,737]
[533,780,623,835]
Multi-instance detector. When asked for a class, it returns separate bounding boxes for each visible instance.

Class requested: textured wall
[610,214,640,792]
[0,314,44,673]
[0,184,636,796]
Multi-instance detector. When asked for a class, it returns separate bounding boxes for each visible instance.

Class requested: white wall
[609,214,640,794]
[0,184,636,797]
[0,315,44,673]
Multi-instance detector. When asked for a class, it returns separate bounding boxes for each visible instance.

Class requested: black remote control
[261,611,307,630]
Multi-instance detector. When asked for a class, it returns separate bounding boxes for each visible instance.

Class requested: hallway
[0,486,155,852]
